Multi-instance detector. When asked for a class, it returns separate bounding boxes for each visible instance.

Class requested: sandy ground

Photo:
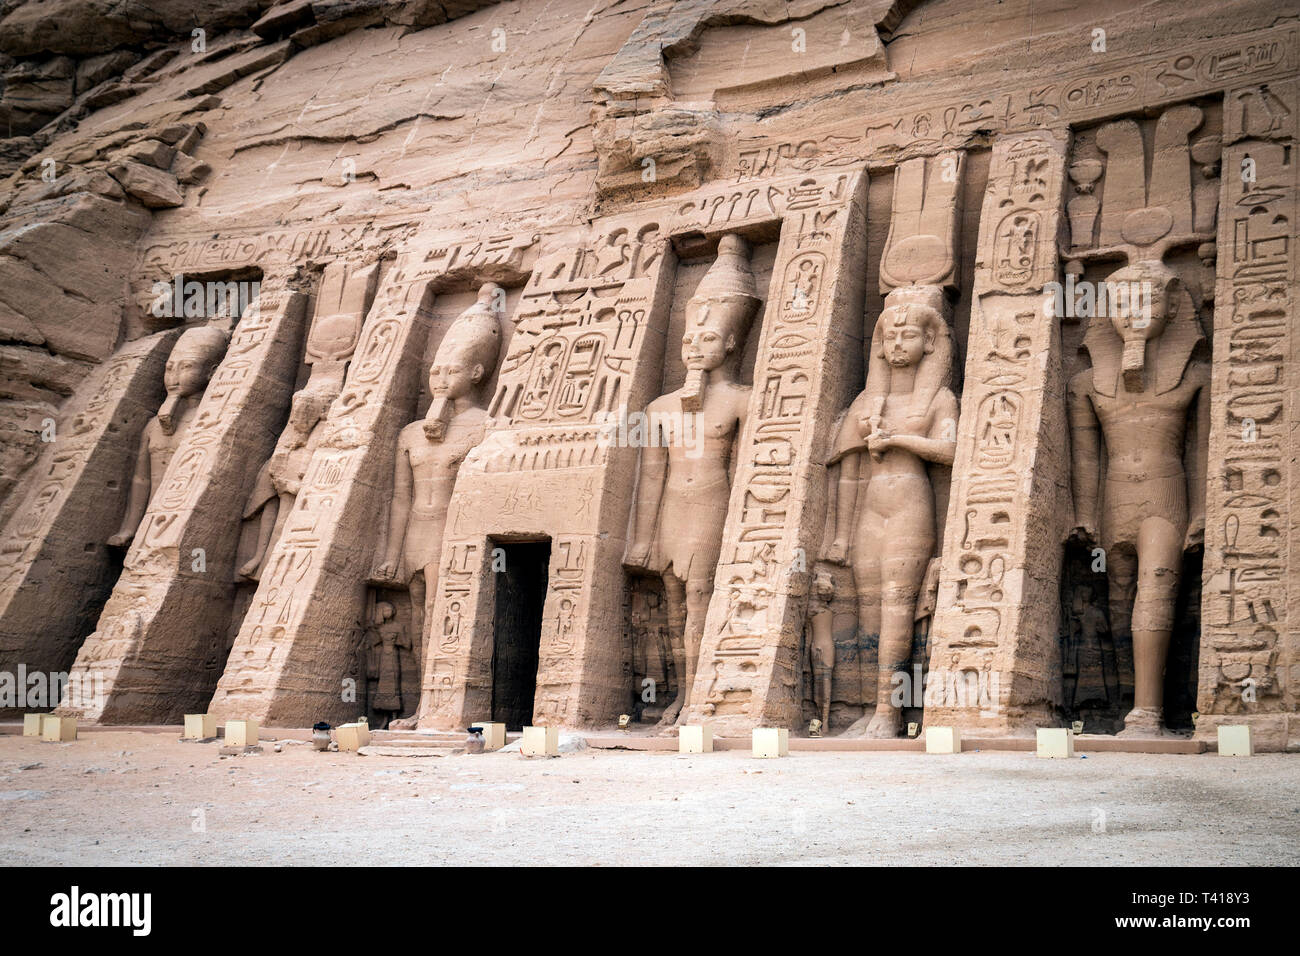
[2,731,1298,866]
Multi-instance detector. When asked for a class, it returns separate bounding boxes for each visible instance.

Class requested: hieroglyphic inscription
[685,168,867,733]
[928,130,1069,733]
[727,26,1296,178]
[0,332,179,687]
[1201,81,1297,723]
[60,281,308,722]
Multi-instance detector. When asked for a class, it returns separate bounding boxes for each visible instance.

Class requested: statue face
[289,392,324,432]
[164,339,218,397]
[1109,277,1171,343]
[879,306,931,369]
[428,344,482,401]
[681,300,738,372]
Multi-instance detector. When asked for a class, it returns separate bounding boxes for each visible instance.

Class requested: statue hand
[107,531,133,548]
[867,432,894,456]
[372,561,400,585]
[1184,514,1205,550]
[623,541,652,570]
[824,540,849,566]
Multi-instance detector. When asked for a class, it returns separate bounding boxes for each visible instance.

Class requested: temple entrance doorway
[491,538,550,731]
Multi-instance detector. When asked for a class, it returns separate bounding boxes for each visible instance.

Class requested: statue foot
[840,708,902,739]
[237,560,260,580]
[655,699,685,736]
[388,716,418,731]
[1117,706,1174,738]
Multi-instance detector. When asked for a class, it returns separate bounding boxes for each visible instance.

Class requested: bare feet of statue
[842,706,903,738]
[655,697,684,735]
[1117,706,1176,738]
[388,716,418,731]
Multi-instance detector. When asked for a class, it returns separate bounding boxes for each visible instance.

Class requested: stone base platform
[0,723,1208,753]
[583,732,1207,754]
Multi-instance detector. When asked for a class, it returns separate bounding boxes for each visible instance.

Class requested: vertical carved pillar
[926,130,1071,735]
[1197,79,1299,751]
[59,281,308,723]
[0,330,179,711]
[208,254,431,725]
[682,168,868,734]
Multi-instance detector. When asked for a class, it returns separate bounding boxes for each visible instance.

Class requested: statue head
[1083,259,1203,397]
[876,299,944,369]
[1105,260,1176,391]
[164,326,228,397]
[864,285,954,416]
[682,234,760,373]
[159,326,228,433]
[372,600,394,625]
[287,377,341,437]
[680,234,761,410]
[425,283,504,439]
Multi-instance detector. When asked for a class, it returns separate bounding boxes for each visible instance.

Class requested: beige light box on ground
[41,715,77,742]
[1036,728,1075,759]
[752,728,788,758]
[925,726,961,754]
[335,721,371,751]
[679,725,713,754]
[1217,725,1253,757]
[183,714,216,739]
[470,722,507,751]
[521,725,559,756]
[225,720,258,747]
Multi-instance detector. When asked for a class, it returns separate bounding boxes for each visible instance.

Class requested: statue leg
[657,572,688,727]
[863,565,925,737]
[409,571,428,668]
[1106,545,1138,706]
[810,608,834,729]
[840,545,881,737]
[677,568,714,727]
[388,571,427,731]
[238,497,279,579]
[1121,518,1182,736]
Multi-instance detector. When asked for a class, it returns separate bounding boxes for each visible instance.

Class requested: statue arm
[826,452,859,564]
[109,431,153,545]
[625,438,666,567]
[1068,372,1101,538]
[375,438,411,579]
[1186,372,1211,546]
[880,389,959,466]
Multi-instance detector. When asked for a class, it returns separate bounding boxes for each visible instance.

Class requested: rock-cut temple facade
[0,0,1298,750]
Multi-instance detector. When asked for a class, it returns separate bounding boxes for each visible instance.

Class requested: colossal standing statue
[824,286,959,738]
[372,283,503,708]
[624,234,761,727]
[106,325,230,547]
[1068,260,1209,736]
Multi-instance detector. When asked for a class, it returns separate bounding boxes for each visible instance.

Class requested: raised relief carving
[373,283,503,728]
[825,286,959,737]
[237,262,377,580]
[1068,260,1210,736]
[1065,104,1215,737]
[624,234,760,728]
[820,155,960,738]
[107,326,230,549]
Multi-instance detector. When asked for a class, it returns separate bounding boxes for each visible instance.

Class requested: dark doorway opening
[491,539,550,731]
